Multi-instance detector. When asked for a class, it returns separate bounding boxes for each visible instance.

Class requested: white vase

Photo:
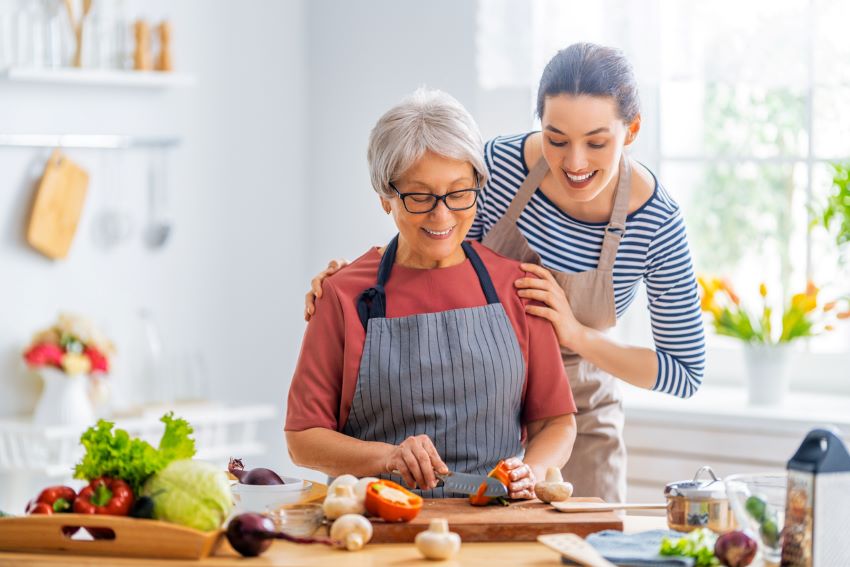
[32,367,96,427]
[743,343,792,407]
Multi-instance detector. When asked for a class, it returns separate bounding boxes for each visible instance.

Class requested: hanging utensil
[143,146,172,250]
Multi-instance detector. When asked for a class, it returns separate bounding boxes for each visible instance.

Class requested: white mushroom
[328,474,359,493]
[323,484,365,519]
[330,514,373,551]
[353,476,379,505]
[534,467,574,503]
[415,518,462,560]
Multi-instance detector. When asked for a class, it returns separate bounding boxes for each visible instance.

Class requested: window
[476,0,850,392]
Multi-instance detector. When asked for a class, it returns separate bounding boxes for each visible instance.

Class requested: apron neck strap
[462,240,500,305]
[357,236,500,329]
[502,157,550,222]
[598,155,631,270]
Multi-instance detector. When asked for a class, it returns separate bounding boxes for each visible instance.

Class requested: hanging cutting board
[369,497,623,543]
[26,150,90,260]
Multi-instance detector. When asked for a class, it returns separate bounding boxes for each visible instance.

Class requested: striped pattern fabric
[468,133,705,398]
[343,304,525,498]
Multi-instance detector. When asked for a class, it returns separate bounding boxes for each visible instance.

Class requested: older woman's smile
[422,225,455,239]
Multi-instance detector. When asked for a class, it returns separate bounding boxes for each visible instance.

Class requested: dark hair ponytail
[536,42,640,123]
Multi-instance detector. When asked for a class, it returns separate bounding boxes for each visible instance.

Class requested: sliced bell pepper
[469,460,511,506]
[364,479,423,522]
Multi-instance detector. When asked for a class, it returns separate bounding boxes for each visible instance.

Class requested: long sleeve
[644,208,706,398]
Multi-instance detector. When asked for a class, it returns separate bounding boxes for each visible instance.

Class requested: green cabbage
[143,459,233,531]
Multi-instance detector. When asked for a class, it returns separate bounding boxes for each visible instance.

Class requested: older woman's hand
[501,457,536,499]
[515,263,583,351]
[386,434,449,490]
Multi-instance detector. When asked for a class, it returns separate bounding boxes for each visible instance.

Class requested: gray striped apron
[481,156,632,503]
[343,235,525,498]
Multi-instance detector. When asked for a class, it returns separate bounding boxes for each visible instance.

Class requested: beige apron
[482,156,631,502]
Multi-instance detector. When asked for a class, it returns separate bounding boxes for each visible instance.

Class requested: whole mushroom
[415,518,461,560]
[534,467,574,503]
[330,514,373,551]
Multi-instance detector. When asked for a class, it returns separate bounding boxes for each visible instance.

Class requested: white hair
[367,88,488,198]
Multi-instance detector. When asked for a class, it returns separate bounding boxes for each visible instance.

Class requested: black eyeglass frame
[388,173,483,215]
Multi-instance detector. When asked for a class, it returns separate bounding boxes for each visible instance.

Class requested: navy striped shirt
[468,133,705,398]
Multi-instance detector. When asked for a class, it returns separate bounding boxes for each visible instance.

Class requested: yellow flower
[60,352,91,375]
[759,282,768,298]
[791,292,817,314]
[825,324,835,332]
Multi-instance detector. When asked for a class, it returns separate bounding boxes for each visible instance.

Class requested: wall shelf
[0,134,181,150]
[0,67,196,89]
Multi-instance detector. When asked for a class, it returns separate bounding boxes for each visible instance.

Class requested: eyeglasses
[389,180,482,214]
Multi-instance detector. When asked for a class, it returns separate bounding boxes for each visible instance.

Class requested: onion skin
[714,531,757,567]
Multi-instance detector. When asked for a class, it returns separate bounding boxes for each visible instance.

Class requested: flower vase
[32,367,96,427]
[743,343,792,407]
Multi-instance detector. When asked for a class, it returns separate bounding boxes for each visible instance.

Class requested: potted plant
[22,313,115,426]
[697,276,849,406]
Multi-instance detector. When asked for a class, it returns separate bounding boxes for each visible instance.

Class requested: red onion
[714,530,757,567]
[225,513,332,557]
[228,457,285,485]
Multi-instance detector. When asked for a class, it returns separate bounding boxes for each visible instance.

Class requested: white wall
[304,0,480,271]
[0,0,307,482]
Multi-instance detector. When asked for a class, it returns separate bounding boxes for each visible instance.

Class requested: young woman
[305,43,705,502]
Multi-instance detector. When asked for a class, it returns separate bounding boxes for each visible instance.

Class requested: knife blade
[437,471,508,498]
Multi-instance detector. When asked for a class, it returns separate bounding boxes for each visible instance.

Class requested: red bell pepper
[26,485,76,514]
[73,478,134,516]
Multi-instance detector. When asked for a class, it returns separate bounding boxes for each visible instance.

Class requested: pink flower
[23,343,64,368]
[84,346,109,373]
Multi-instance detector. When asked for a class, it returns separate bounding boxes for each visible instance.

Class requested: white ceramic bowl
[231,477,313,513]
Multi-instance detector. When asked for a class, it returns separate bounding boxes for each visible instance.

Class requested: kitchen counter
[0,515,665,566]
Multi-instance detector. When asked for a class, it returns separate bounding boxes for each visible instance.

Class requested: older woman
[285,89,576,498]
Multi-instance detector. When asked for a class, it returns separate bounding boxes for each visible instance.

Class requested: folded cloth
[560,530,695,567]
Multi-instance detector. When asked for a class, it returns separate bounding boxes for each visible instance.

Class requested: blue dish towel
[560,530,695,567]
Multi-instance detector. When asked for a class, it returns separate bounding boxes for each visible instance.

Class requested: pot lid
[665,465,727,500]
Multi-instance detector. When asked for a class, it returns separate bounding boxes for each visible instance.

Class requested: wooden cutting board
[26,150,90,260]
[370,497,623,543]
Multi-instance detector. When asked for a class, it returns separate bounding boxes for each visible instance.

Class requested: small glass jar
[265,504,324,537]
[665,466,735,533]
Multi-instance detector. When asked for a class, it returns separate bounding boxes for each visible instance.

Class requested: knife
[390,469,508,498]
[436,471,508,498]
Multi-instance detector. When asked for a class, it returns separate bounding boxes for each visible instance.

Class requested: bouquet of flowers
[23,313,115,375]
[697,276,850,344]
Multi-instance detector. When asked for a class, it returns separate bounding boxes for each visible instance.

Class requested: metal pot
[665,466,735,533]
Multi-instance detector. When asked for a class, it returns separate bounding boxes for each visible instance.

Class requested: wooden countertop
[0,515,667,566]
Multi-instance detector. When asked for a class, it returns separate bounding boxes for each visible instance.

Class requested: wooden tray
[0,514,222,560]
[369,497,623,543]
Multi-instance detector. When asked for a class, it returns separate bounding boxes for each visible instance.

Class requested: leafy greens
[74,412,196,494]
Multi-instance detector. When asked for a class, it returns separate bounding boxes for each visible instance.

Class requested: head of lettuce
[143,459,233,531]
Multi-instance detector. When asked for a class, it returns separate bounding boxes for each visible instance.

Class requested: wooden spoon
[538,533,616,567]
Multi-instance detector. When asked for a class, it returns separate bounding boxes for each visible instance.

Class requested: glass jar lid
[664,465,728,500]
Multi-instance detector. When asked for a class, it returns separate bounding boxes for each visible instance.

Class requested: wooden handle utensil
[552,501,667,513]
